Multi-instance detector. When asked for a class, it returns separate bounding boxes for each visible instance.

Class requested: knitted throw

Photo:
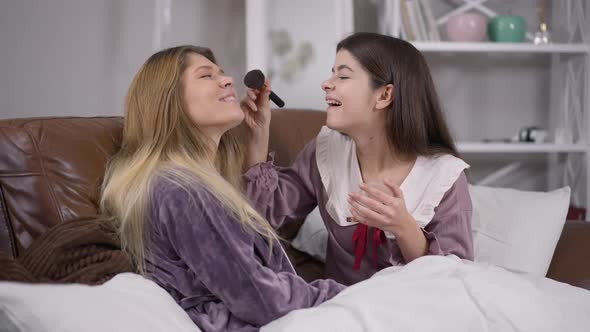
[0,216,133,285]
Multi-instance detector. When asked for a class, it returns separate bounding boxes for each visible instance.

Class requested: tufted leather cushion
[0,117,123,257]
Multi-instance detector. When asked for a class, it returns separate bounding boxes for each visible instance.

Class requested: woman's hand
[241,79,272,132]
[348,178,428,262]
[347,179,414,236]
[241,80,272,168]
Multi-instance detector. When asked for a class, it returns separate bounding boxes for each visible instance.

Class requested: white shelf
[457,142,587,153]
[412,42,590,54]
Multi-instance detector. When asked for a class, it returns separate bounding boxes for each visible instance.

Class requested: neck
[209,132,223,149]
[353,128,402,179]
[201,127,224,159]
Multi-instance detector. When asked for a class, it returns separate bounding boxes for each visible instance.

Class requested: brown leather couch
[1,109,589,288]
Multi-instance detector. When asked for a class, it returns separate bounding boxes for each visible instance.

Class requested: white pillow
[469,185,570,277]
[0,273,201,332]
[291,206,328,263]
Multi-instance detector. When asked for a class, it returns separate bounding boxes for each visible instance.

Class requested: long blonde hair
[100,45,276,273]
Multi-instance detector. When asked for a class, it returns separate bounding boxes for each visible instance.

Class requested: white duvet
[262,255,590,332]
[3,256,588,332]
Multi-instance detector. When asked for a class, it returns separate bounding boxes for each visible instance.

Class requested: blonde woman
[100,45,344,331]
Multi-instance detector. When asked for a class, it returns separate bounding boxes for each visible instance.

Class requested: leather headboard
[266,109,327,239]
[0,117,123,257]
[268,109,326,167]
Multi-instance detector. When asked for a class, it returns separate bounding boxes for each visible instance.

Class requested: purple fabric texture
[244,139,474,285]
[145,175,345,332]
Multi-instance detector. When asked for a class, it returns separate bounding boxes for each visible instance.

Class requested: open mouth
[326,97,342,108]
[219,95,237,103]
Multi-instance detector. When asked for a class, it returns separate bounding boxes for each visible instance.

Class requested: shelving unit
[457,142,587,154]
[412,42,590,54]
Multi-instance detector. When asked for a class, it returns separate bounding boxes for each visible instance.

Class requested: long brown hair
[337,32,458,158]
[100,45,276,273]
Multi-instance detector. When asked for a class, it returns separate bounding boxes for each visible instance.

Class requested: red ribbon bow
[352,224,386,270]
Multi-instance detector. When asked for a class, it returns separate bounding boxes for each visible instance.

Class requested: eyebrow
[331,64,354,73]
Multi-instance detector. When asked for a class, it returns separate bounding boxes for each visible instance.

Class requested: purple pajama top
[244,134,474,286]
[145,175,345,332]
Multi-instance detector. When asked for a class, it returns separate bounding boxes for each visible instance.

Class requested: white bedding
[2,257,588,332]
[0,273,201,332]
[262,255,590,332]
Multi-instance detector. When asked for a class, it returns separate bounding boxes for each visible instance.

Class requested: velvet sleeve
[155,183,345,326]
[243,139,320,230]
[420,172,475,260]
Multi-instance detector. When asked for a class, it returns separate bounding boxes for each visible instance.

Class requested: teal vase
[488,16,526,42]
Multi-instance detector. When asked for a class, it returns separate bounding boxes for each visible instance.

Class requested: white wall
[266,0,347,111]
[0,0,113,118]
[0,0,245,119]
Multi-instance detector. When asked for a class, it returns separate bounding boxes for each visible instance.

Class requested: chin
[225,105,245,123]
[228,112,245,129]
[212,113,243,136]
[234,109,245,124]
[326,114,347,132]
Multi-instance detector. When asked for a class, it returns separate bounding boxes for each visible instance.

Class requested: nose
[321,78,334,92]
[220,75,234,88]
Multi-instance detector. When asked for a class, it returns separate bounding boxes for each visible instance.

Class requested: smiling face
[182,53,244,141]
[321,50,384,136]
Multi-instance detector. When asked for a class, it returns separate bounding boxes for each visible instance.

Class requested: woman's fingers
[359,183,394,205]
[247,89,257,100]
[246,98,258,112]
[349,192,389,216]
[264,79,272,93]
[349,200,390,227]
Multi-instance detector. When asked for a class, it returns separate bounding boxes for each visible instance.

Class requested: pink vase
[446,12,487,42]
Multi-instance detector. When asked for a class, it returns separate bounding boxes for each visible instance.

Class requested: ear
[375,84,394,111]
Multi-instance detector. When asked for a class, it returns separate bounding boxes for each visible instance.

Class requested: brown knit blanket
[0,216,133,285]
